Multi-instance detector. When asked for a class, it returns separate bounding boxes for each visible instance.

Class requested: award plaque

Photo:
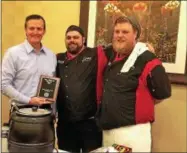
[36,75,60,102]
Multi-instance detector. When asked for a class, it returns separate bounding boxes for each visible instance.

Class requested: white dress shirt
[2,40,57,105]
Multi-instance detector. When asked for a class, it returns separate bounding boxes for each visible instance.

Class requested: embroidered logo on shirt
[129,66,135,71]
[58,60,64,64]
[108,62,112,66]
[82,57,92,63]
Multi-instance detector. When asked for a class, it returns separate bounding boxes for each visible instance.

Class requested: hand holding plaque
[36,75,60,102]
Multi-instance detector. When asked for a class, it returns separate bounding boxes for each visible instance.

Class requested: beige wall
[1,1,80,56]
[1,1,187,152]
[152,85,186,152]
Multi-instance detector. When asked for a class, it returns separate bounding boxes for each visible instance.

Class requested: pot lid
[17,108,51,116]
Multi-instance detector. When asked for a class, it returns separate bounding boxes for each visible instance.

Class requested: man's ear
[134,30,138,40]
[83,37,86,45]
[43,29,46,35]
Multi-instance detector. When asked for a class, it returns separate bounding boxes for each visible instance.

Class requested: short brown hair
[25,14,46,30]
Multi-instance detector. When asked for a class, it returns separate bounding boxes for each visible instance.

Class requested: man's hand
[29,97,53,106]
[146,43,155,54]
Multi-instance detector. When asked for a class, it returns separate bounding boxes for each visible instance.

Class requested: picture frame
[36,75,60,102]
[79,1,187,85]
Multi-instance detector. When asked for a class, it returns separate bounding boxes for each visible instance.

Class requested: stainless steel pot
[8,103,55,152]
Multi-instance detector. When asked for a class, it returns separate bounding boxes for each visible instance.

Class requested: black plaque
[37,75,60,102]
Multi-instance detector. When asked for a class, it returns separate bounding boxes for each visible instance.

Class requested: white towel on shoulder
[120,42,148,73]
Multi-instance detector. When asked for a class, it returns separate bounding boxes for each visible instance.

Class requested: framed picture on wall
[79,1,187,85]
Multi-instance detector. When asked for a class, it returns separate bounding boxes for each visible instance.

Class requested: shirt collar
[24,39,46,54]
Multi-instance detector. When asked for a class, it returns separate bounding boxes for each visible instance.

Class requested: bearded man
[96,16,171,152]
[56,25,103,152]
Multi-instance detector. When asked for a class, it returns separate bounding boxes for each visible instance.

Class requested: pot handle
[9,99,19,116]
[11,102,20,112]
[8,99,19,125]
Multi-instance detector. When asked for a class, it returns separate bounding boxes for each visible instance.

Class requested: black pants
[57,119,102,152]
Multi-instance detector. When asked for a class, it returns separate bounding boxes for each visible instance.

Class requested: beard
[112,39,134,55]
[66,43,83,54]
[112,39,127,54]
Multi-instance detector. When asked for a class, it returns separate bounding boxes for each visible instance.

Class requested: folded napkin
[120,42,148,73]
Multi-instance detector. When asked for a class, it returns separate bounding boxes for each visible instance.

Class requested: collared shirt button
[65,66,68,68]
[65,75,68,78]
[66,95,68,98]
[65,85,68,88]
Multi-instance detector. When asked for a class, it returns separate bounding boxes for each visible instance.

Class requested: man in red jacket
[96,16,171,152]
